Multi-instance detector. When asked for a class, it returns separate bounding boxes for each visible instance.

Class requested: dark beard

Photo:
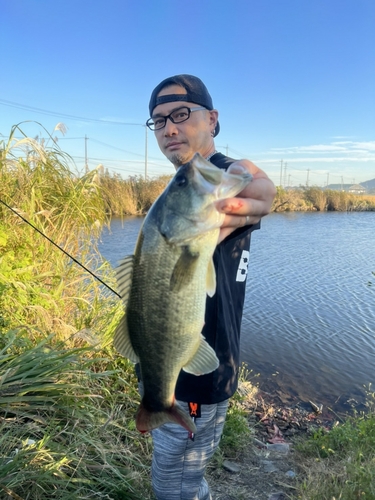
[167,152,191,167]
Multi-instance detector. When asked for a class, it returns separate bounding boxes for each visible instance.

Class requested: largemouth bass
[113,153,252,433]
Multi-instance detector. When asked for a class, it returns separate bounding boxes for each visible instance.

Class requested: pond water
[98,211,375,414]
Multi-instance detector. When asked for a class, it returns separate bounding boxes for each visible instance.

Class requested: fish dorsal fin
[170,246,199,293]
[206,258,216,298]
[182,336,219,375]
[115,255,134,304]
[113,314,139,363]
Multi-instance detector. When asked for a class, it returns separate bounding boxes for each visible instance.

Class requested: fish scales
[129,221,217,409]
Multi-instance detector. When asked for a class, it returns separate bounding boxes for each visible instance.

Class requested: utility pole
[341,176,344,191]
[306,169,310,187]
[85,135,89,173]
[280,160,283,187]
[288,174,291,187]
[217,144,229,156]
[284,161,287,187]
[326,172,329,187]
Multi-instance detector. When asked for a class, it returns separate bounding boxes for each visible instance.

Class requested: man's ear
[209,110,219,129]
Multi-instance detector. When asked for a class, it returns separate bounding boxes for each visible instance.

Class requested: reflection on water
[99,212,375,413]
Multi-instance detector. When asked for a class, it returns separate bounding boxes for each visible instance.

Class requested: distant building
[348,184,367,194]
[325,184,367,193]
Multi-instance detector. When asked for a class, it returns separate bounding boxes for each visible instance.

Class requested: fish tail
[136,401,197,434]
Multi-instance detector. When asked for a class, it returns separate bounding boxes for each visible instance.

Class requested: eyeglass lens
[147,106,206,130]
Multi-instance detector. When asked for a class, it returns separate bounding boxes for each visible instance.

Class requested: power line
[14,134,164,163]
[89,138,146,157]
[71,156,171,175]
[0,99,144,126]
[72,156,168,168]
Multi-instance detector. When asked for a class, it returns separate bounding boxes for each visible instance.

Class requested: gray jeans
[149,397,228,500]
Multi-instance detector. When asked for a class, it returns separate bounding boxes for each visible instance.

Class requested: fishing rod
[0,198,121,299]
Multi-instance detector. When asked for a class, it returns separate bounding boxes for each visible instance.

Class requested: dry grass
[294,388,375,499]
[0,122,154,498]
[272,187,375,213]
[99,173,172,215]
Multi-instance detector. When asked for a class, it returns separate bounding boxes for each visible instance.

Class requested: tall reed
[272,186,313,212]
[0,330,152,499]
[0,122,117,339]
[0,123,154,499]
[99,172,172,215]
[272,187,375,213]
[304,187,327,211]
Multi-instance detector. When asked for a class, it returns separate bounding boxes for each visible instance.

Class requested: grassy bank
[0,124,153,499]
[99,178,375,216]
[209,379,375,500]
[0,333,153,499]
[295,392,375,499]
[272,186,375,212]
[99,171,172,216]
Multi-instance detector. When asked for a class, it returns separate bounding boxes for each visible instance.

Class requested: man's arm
[216,160,276,243]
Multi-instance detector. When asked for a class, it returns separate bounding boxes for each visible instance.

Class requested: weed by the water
[295,395,375,500]
[0,331,153,499]
[272,186,375,213]
[0,123,154,499]
[219,365,257,458]
[100,172,172,215]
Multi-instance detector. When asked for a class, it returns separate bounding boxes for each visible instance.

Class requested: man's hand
[216,160,276,243]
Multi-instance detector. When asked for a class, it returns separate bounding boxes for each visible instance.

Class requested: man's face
[152,84,218,167]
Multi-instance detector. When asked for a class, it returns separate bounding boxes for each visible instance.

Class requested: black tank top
[175,153,260,404]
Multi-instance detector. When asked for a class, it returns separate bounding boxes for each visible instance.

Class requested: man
[145,74,276,500]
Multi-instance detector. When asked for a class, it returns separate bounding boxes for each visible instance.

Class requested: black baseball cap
[148,74,220,137]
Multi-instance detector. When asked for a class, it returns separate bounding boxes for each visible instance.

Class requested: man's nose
[163,117,178,135]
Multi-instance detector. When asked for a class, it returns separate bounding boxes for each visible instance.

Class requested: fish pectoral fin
[115,255,134,304]
[182,336,219,375]
[206,258,216,298]
[113,314,139,363]
[170,246,199,293]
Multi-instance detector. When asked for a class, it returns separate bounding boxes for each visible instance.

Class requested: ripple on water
[99,212,375,412]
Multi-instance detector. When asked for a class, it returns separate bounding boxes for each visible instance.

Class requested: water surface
[99,212,375,413]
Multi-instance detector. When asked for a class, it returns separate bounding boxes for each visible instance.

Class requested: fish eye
[175,174,187,187]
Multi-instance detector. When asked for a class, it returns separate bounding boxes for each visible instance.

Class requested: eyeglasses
[146,106,206,131]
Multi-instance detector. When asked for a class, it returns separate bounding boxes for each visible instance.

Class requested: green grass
[0,329,154,499]
[216,365,258,460]
[295,388,375,499]
[0,122,155,499]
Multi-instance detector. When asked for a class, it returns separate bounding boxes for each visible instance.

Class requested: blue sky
[1,0,374,186]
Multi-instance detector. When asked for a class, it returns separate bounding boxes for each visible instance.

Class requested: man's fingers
[217,197,268,219]
[221,213,261,229]
[215,161,276,243]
